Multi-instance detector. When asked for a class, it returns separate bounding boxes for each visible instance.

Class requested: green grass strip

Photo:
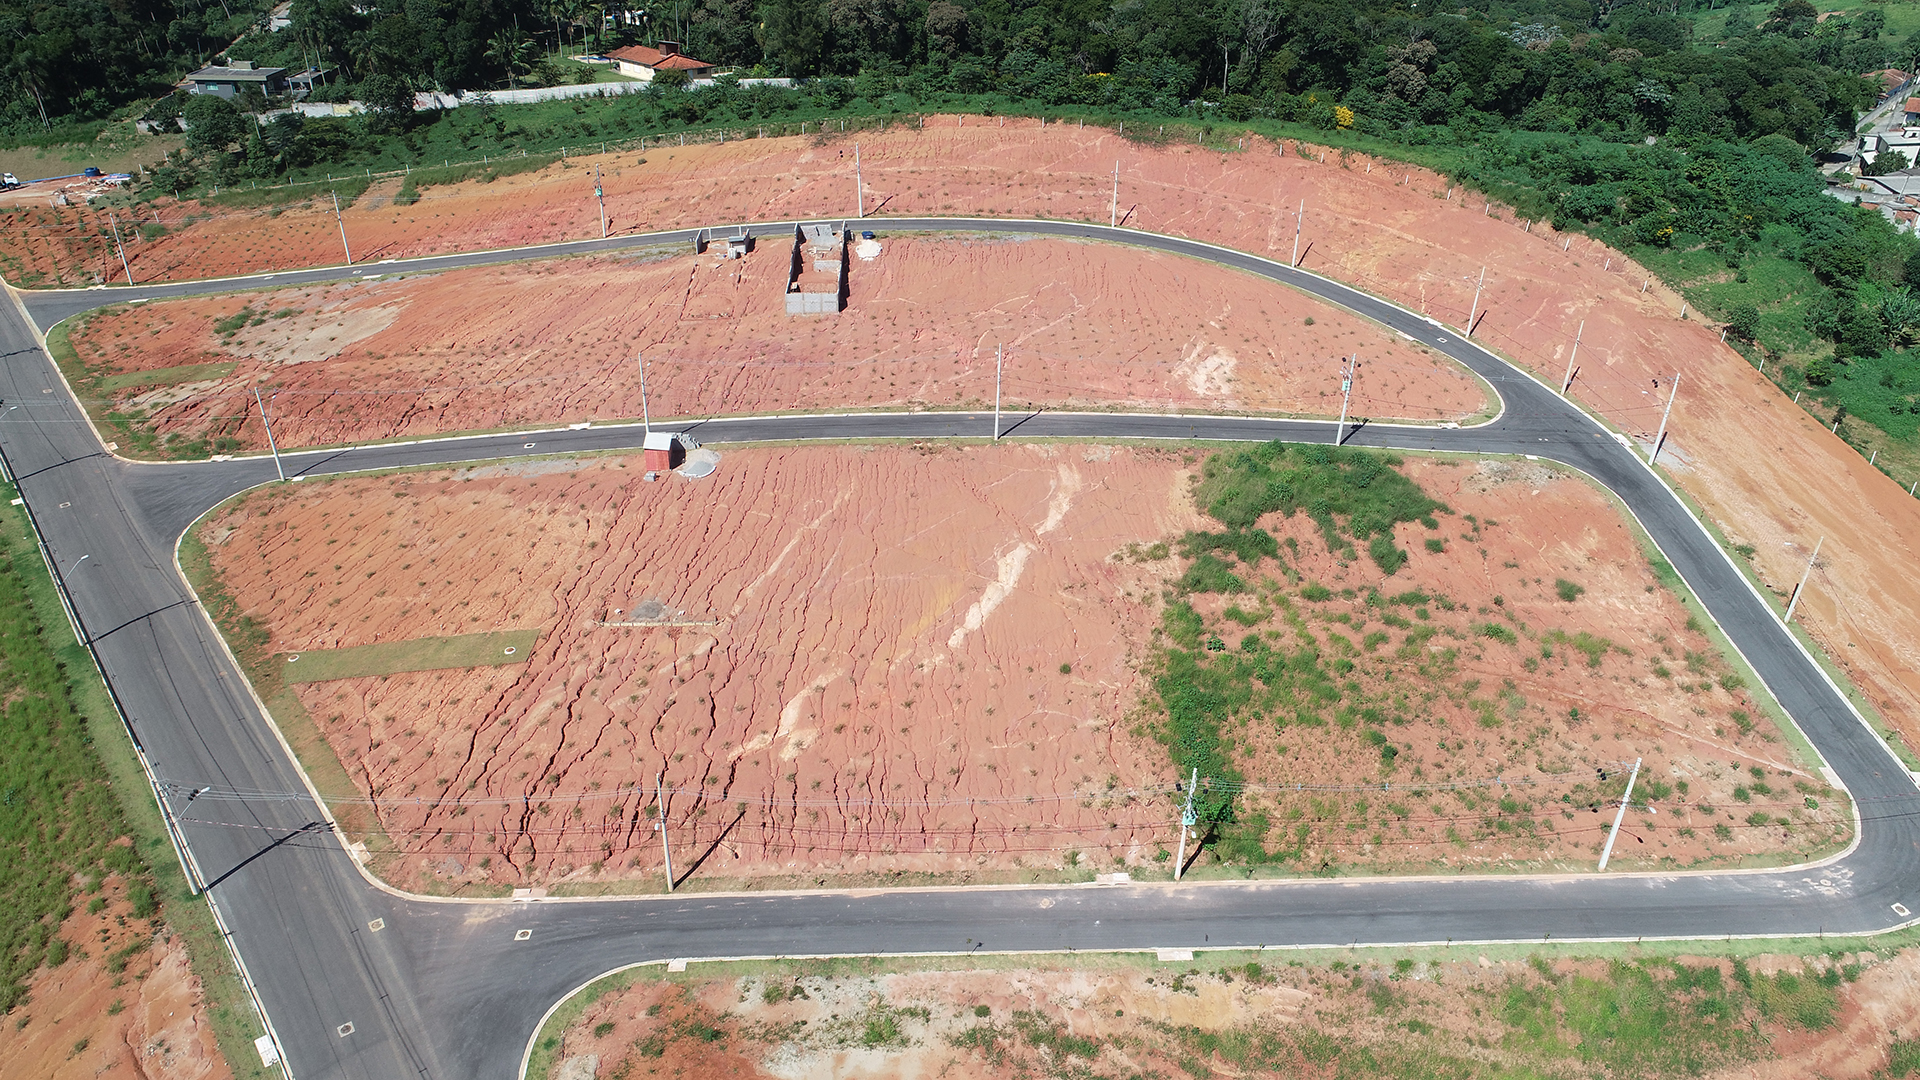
[276,629,539,683]
[98,361,236,393]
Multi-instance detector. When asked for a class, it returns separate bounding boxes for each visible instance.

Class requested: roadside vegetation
[0,486,263,1076]
[530,940,1888,1080]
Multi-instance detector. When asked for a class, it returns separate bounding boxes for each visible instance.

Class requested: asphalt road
[5,216,1917,1080]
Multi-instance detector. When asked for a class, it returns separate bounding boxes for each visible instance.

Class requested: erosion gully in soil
[38,119,1919,786]
[190,444,1839,894]
[60,234,1479,457]
[9,870,228,1080]
[531,946,1920,1080]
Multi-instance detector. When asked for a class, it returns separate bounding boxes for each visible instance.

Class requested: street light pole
[1173,768,1199,881]
[332,190,352,265]
[1111,160,1119,228]
[1291,200,1303,267]
[1336,355,1358,445]
[993,345,1003,440]
[1465,266,1485,338]
[594,164,606,239]
[1597,758,1642,871]
[1649,373,1680,466]
[254,389,286,482]
[1561,320,1583,396]
[655,772,674,892]
[108,212,133,285]
[1785,537,1824,624]
[854,143,863,218]
[638,353,650,436]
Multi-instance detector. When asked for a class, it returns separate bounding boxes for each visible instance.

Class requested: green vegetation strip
[276,629,539,684]
[0,490,265,1076]
[97,361,236,393]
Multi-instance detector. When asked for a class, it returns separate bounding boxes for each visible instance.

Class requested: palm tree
[486,24,535,88]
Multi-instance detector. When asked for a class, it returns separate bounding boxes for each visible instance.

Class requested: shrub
[1554,578,1585,602]
[1479,622,1518,645]
[593,1021,616,1037]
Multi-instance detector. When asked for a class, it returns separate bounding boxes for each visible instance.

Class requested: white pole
[594,164,606,238]
[1785,537,1824,623]
[1561,320,1583,395]
[1173,768,1198,880]
[1336,355,1356,445]
[854,143,863,218]
[108,212,132,286]
[1597,758,1641,871]
[639,353,649,436]
[1649,373,1679,465]
[1291,200,1303,267]
[254,389,285,482]
[1111,161,1119,228]
[332,190,351,265]
[1466,266,1485,338]
[656,772,673,892]
[993,345,1002,440]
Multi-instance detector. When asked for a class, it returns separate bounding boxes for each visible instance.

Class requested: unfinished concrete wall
[785,222,848,315]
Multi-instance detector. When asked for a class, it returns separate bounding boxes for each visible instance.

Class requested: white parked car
[1,173,19,188]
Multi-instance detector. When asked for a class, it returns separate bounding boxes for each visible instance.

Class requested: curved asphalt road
[4,217,1916,1080]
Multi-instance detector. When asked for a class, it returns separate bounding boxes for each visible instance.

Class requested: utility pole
[1336,355,1358,445]
[1560,320,1583,396]
[594,164,606,239]
[1785,537,1823,623]
[1465,266,1485,338]
[993,344,1003,440]
[1649,373,1680,465]
[638,353,650,436]
[655,772,674,892]
[108,212,133,285]
[1291,200,1303,267]
[1173,768,1198,881]
[854,143,863,218]
[332,189,352,265]
[254,389,286,482]
[1111,160,1119,228]
[1597,758,1641,871]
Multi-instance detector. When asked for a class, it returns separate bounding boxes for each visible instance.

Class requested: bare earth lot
[62,235,1479,455]
[69,117,1906,796]
[192,445,1837,893]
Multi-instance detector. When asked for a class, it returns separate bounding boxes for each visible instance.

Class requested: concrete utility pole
[854,143,863,218]
[638,353,650,436]
[1465,266,1486,338]
[993,344,1003,440]
[1111,160,1120,228]
[332,190,351,266]
[1561,320,1583,396]
[108,212,132,285]
[1173,768,1199,881]
[1649,373,1680,465]
[1291,200,1303,267]
[1597,758,1641,871]
[254,389,285,482]
[594,164,606,239]
[1785,537,1824,623]
[1336,355,1358,445]
[655,772,674,892]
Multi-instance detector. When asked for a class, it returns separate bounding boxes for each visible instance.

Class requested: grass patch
[276,629,538,683]
[97,361,237,393]
[1192,442,1445,575]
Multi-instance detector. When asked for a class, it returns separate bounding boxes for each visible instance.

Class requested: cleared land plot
[60,236,1481,457]
[81,119,1920,777]
[188,444,1839,894]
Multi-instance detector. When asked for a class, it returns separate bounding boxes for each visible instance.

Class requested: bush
[1479,622,1518,645]
[1554,578,1585,602]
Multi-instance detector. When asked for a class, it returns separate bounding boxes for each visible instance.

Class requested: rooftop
[188,63,287,82]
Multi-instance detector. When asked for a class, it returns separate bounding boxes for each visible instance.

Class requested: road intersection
[3,217,1915,1080]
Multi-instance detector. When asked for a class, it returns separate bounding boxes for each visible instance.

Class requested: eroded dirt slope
[196,446,1835,891]
[66,235,1477,454]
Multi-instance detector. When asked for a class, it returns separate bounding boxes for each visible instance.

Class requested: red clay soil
[1163,454,1841,873]
[194,446,1835,891]
[66,235,1477,454]
[89,119,1915,796]
[8,870,229,1080]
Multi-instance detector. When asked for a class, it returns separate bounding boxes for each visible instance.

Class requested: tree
[485,24,536,87]
[360,73,414,133]
[182,94,246,154]
[758,0,828,77]
[1727,302,1761,341]
[1865,149,1912,176]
